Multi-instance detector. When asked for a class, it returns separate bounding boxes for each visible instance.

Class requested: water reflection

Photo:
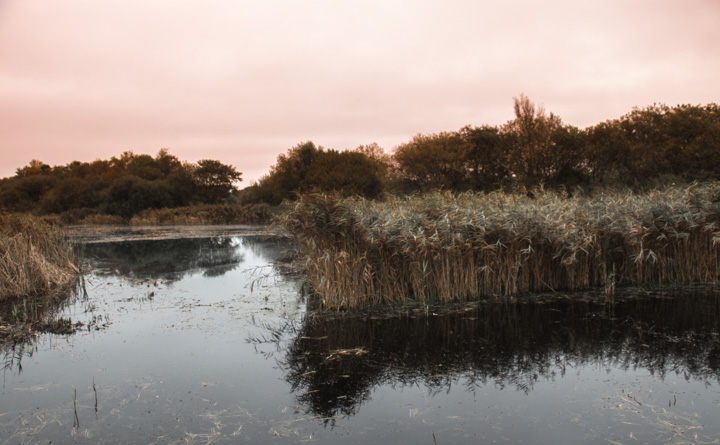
[1,235,294,375]
[281,293,720,421]
[0,282,90,373]
[85,237,245,281]
[84,236,296,283]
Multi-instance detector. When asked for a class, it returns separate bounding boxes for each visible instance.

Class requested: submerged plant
[279,183,720,309]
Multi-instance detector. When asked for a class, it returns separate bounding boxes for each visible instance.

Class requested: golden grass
[0,213,78,300]
[129,203,276,225]
[279,183,720,309]
[77,214,124,225]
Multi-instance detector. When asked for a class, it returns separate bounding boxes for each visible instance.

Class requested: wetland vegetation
[3,97,720,227]
[0,213,78,301]
[280,183,720,308]
[2,96,720,441]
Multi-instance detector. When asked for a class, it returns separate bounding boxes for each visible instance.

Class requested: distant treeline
[0,149,241,220]
[3,96,720,220]
[241,96,720,204]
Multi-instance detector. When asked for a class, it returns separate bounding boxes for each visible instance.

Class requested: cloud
[1,0,719,182]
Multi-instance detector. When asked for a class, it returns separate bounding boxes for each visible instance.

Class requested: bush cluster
[0,149,241,220]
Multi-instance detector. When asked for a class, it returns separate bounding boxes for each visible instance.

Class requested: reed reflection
[281,293,720,421]
[0,282,93,374]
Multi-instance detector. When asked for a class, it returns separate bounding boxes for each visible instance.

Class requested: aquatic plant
[279,183,720,309]
[0,213,78,300]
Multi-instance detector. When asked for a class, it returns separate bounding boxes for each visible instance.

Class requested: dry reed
[279,183,720,309]
[130,203,276,225]
[0,213,78,300]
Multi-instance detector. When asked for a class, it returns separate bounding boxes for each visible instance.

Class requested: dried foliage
[280,183,720,309]
[129,203,277,225]
[0,214,78,300]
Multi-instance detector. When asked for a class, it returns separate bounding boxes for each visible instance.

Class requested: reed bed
[0,214,78,300]
[279,183,720,309]
[129,203,276,225]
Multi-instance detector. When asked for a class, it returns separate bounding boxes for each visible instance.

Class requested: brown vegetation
[0,149,242,220]
[128,203,277,225]
[280,183,720,309]
[4,98,720,222]
[0,214,78,300]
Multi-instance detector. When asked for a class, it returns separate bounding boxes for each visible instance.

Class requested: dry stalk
[280,183,720,309]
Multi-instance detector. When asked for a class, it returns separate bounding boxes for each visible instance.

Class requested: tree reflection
[280,292,720,422]
[85,237,245,281]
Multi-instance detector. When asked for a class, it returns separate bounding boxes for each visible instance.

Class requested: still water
[1,226,719,444]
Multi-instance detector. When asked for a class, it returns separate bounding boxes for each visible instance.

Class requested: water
[1,227,719,444]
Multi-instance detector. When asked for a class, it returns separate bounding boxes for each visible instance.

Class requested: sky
[1,0,719,185]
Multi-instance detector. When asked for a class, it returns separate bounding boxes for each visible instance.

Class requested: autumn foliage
[3,97,720,219]
[0,149,241,220]
[391,97,720,192]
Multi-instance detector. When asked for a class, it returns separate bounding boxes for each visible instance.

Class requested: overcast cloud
[1,0,718,183]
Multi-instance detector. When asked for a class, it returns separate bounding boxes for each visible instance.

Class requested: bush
[100,175,173,219]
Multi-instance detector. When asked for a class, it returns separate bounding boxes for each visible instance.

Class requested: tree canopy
[240,142,385,205]
[4,97,720,217]
[0,149,242,219]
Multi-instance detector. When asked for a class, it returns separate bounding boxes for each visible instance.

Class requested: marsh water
[1,226,719,444]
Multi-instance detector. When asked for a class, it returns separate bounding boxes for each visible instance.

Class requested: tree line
[0,149,240,219]
[240,95,720,204]
[3,95,720,219]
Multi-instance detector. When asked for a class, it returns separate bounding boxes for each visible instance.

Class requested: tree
[0,175,55,212]
[304,150,384,198]
[193,159,242,204]
[101,175,173,219]
[500,94,591,189]
[41,177,100,213]
[271,141,322,198]
[547,124,590,188]
[586,120,634,185]
[460,125,509,190]
[502,94,564,187]
[393,132,472,191]
[248,141,323,204]
[127,154,162,181]
[166,163,197,206]
[15,159,51,177]
[155,148,181,177]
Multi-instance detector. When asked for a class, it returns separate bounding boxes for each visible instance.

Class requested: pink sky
[1,0,719,185]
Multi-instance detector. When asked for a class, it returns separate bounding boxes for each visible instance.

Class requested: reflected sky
[1,231,719,444]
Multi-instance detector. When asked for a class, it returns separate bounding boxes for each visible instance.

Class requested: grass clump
[0,213,78,300]
[279,183,720,309]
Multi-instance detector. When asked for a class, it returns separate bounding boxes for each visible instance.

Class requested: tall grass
[0,214,78,300]
[279,183,720,309]
[129,203,277,225]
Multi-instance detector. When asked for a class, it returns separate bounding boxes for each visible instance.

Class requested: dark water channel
[1,227,720,444]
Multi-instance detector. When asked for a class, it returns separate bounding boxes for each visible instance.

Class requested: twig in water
[93,377,98,418]
[71,385,79,429]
